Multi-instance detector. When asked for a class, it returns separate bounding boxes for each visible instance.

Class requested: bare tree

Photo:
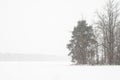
[96,0,120,64]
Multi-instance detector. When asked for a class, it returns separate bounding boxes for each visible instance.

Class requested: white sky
[0,0,106,55]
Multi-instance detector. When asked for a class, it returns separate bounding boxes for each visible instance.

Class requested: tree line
[67,0,120,65]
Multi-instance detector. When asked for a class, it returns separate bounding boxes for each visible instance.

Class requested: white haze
[0,0,106,55]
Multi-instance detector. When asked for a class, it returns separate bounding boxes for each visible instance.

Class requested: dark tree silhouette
[67,20,98,65]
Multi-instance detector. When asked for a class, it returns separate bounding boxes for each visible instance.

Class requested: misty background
[0,0,105,60]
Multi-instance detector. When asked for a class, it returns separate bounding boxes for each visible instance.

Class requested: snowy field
[0,61,120,80]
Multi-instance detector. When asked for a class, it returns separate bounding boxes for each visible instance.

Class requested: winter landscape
[1,0,120,80]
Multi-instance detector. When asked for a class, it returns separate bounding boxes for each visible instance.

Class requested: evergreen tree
[67,20,98,65]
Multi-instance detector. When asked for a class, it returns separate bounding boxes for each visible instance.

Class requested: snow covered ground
[0,61,120,80]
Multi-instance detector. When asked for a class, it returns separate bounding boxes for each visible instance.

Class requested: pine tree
[67,20,98,65]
